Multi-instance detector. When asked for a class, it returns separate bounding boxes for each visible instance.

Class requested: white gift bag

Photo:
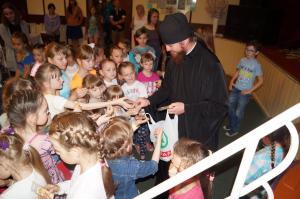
[146,111,178,162]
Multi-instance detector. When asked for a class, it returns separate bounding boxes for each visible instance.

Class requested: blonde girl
[43,112,115,199]
[7,89,65,184]
[100,117,163,199]
[103,85,140,118]
[82,74,106,103]
[45,42,70,99]
[99,59,118,87]
[35,63,132,119]
[0,133,51,198]
[169,138,212,199]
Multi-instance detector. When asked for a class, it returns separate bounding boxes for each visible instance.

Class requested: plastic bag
[147,111,178,161]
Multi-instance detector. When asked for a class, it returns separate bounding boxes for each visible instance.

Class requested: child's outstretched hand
[154,128,163,139]
[152,128,163,162]
[115,97,134,110]
[127,105,140,116]
[96,107,113,126]
[37,184,58,199]
[76,88,88,98]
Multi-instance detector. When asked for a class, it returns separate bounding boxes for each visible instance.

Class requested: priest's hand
[168,102,185,115]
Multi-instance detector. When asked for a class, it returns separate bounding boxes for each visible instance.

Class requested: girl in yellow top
[71,44,97,90]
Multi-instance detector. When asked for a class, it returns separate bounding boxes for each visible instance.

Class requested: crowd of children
[0,3,291,198]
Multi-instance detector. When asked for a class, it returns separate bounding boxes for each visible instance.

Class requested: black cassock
[148,40,228,150]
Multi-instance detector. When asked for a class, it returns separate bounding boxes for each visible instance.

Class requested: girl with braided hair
[100,116,163,199]
[245,126,290,184]
[7,89,65,185]
[43,112,114,199]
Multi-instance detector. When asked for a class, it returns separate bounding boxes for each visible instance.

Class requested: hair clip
[88,43,95,49]
[100,158,109,167]
[0,140,9,151]
[6,127,15,135]
[0,126,15,135]
[23,143,30,152]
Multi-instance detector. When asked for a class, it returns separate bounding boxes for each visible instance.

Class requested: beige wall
[27,0,87,17]
[215,37,300,119]
[132,0,240,25]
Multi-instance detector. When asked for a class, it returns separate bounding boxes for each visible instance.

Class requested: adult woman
[66,0,83,47]
[44,3,61,42]
[0,2,30,73]
[144,8,162,71]
[131,4,147,47]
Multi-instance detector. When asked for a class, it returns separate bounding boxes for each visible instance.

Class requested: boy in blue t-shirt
[224,41,264,136]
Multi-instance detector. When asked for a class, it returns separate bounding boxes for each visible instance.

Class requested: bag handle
[165,110,178,121]
[145,113,156,124]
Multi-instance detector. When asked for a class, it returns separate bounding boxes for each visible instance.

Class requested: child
[82,74,106,103]
[104,85,131,117]
[30,44,45,77]
[7,89,65,184]
[119,62,150,159]
[0,133,51,198]
[71,44,97,90]
[100,117,163,199]
[119,61,147,101]
[100,59,118,87]
[1,77,36,129]
[224,41,264,137]
[103,85,147,129]
[65,45,79,81]
[35,63,132,119]
[245,126,289,184]
[129,27,156,73]
[45,42,70,99]
[117,39,131,62]
[86,6,100,44]
[44,112,115,199]
[12,32,34,78]
[109,45,124,67]
[169,138,212,199]
[137,53,161,96]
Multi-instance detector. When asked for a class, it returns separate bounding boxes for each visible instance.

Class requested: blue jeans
[228,88,251,133]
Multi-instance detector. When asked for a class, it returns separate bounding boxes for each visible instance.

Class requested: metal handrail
[135,103,300,199]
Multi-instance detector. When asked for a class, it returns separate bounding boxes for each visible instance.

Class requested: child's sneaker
[223,125,231,131]
[225,131,239,137]
[146,142,154,152]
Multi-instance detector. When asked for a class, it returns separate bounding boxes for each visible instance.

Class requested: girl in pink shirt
[169,138,213,199]
[137,53,161,96]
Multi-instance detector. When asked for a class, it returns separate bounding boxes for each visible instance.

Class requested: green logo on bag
[161,131,168,149]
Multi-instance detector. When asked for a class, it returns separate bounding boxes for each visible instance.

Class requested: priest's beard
[170,50,185,65]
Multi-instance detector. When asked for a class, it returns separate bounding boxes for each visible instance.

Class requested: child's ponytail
[0,133,51,184]
[25,144,51,183]
[98,144,116,198]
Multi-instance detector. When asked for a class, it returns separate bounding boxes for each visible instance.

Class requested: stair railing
[135,103,300,199]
